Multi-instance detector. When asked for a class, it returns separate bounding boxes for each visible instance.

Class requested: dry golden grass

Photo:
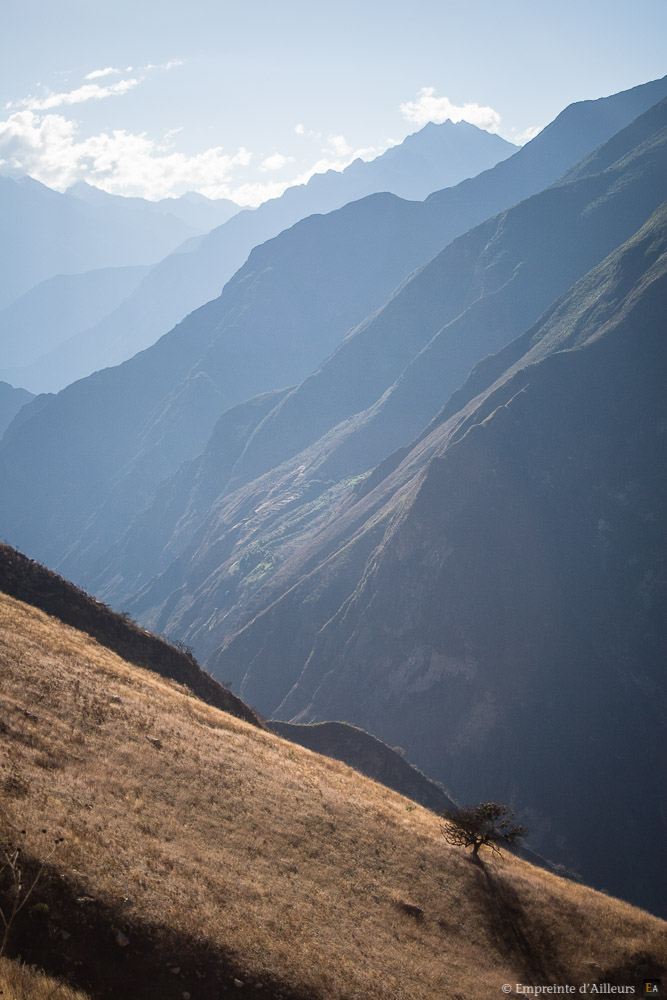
[1,591,665,1000]
[0,957,91,1000]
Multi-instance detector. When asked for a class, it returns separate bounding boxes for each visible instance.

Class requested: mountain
[102,92,667,648]
[0,264,151,391]
[208,198,667,918]
[2,79,665,585]
[67,180,241,231]
[314,119,518,202]
[0,380,33,437]
[0,185,241,394]
[1,578,664,999]
[0,175,200,310]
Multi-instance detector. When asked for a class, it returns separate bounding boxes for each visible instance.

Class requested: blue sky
[2,0,666,204]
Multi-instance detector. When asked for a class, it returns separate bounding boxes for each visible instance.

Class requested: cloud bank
[399,87,502,133]
[0,110,253,200]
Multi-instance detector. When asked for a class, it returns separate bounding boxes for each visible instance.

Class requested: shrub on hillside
[442,802,526,857]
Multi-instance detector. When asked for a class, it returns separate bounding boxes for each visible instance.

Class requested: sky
[2,0,666,206]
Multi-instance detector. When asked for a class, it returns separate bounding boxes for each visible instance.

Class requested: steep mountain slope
[0,175,198,310]
[1,589,664,1000]
[2,78,664,589]
[0,380,33,438]
[270,720,457,814]
[112,95,667,652]
[211,201,667,918]
[231,93,667,487]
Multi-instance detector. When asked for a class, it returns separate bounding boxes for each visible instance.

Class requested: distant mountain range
[0,174,204,310]
[1,75,667,918]
[0,264,151,374]
[66,180,241,232]
[0,120,516,393]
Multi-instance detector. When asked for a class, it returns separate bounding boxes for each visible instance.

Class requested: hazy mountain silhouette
[0,264,151,390]
[47,73,667,392]
[0,381,33,438]
[0,175,200,309]
[67,180,241,231]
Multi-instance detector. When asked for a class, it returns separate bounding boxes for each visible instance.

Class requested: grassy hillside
[270,720,457,814]
[1,592,664,1000]
[0,543,260,728]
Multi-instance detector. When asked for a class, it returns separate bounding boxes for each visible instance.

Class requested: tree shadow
[471,855,568,985]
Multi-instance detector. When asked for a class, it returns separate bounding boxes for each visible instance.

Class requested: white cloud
[399,87,502,133]
[11,60,183,114]
[514,124,543,144]
[294,123,304,135]
[260,152,295,172]
[84,67,122,81]
[16,77,140,112]
[144,59,184,72]
[326,134,352,157]
[0,109,252,200]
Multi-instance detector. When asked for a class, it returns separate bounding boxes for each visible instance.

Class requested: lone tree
[442,802,526,857]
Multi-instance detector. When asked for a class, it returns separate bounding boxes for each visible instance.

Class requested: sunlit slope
[1,592,665,1000]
